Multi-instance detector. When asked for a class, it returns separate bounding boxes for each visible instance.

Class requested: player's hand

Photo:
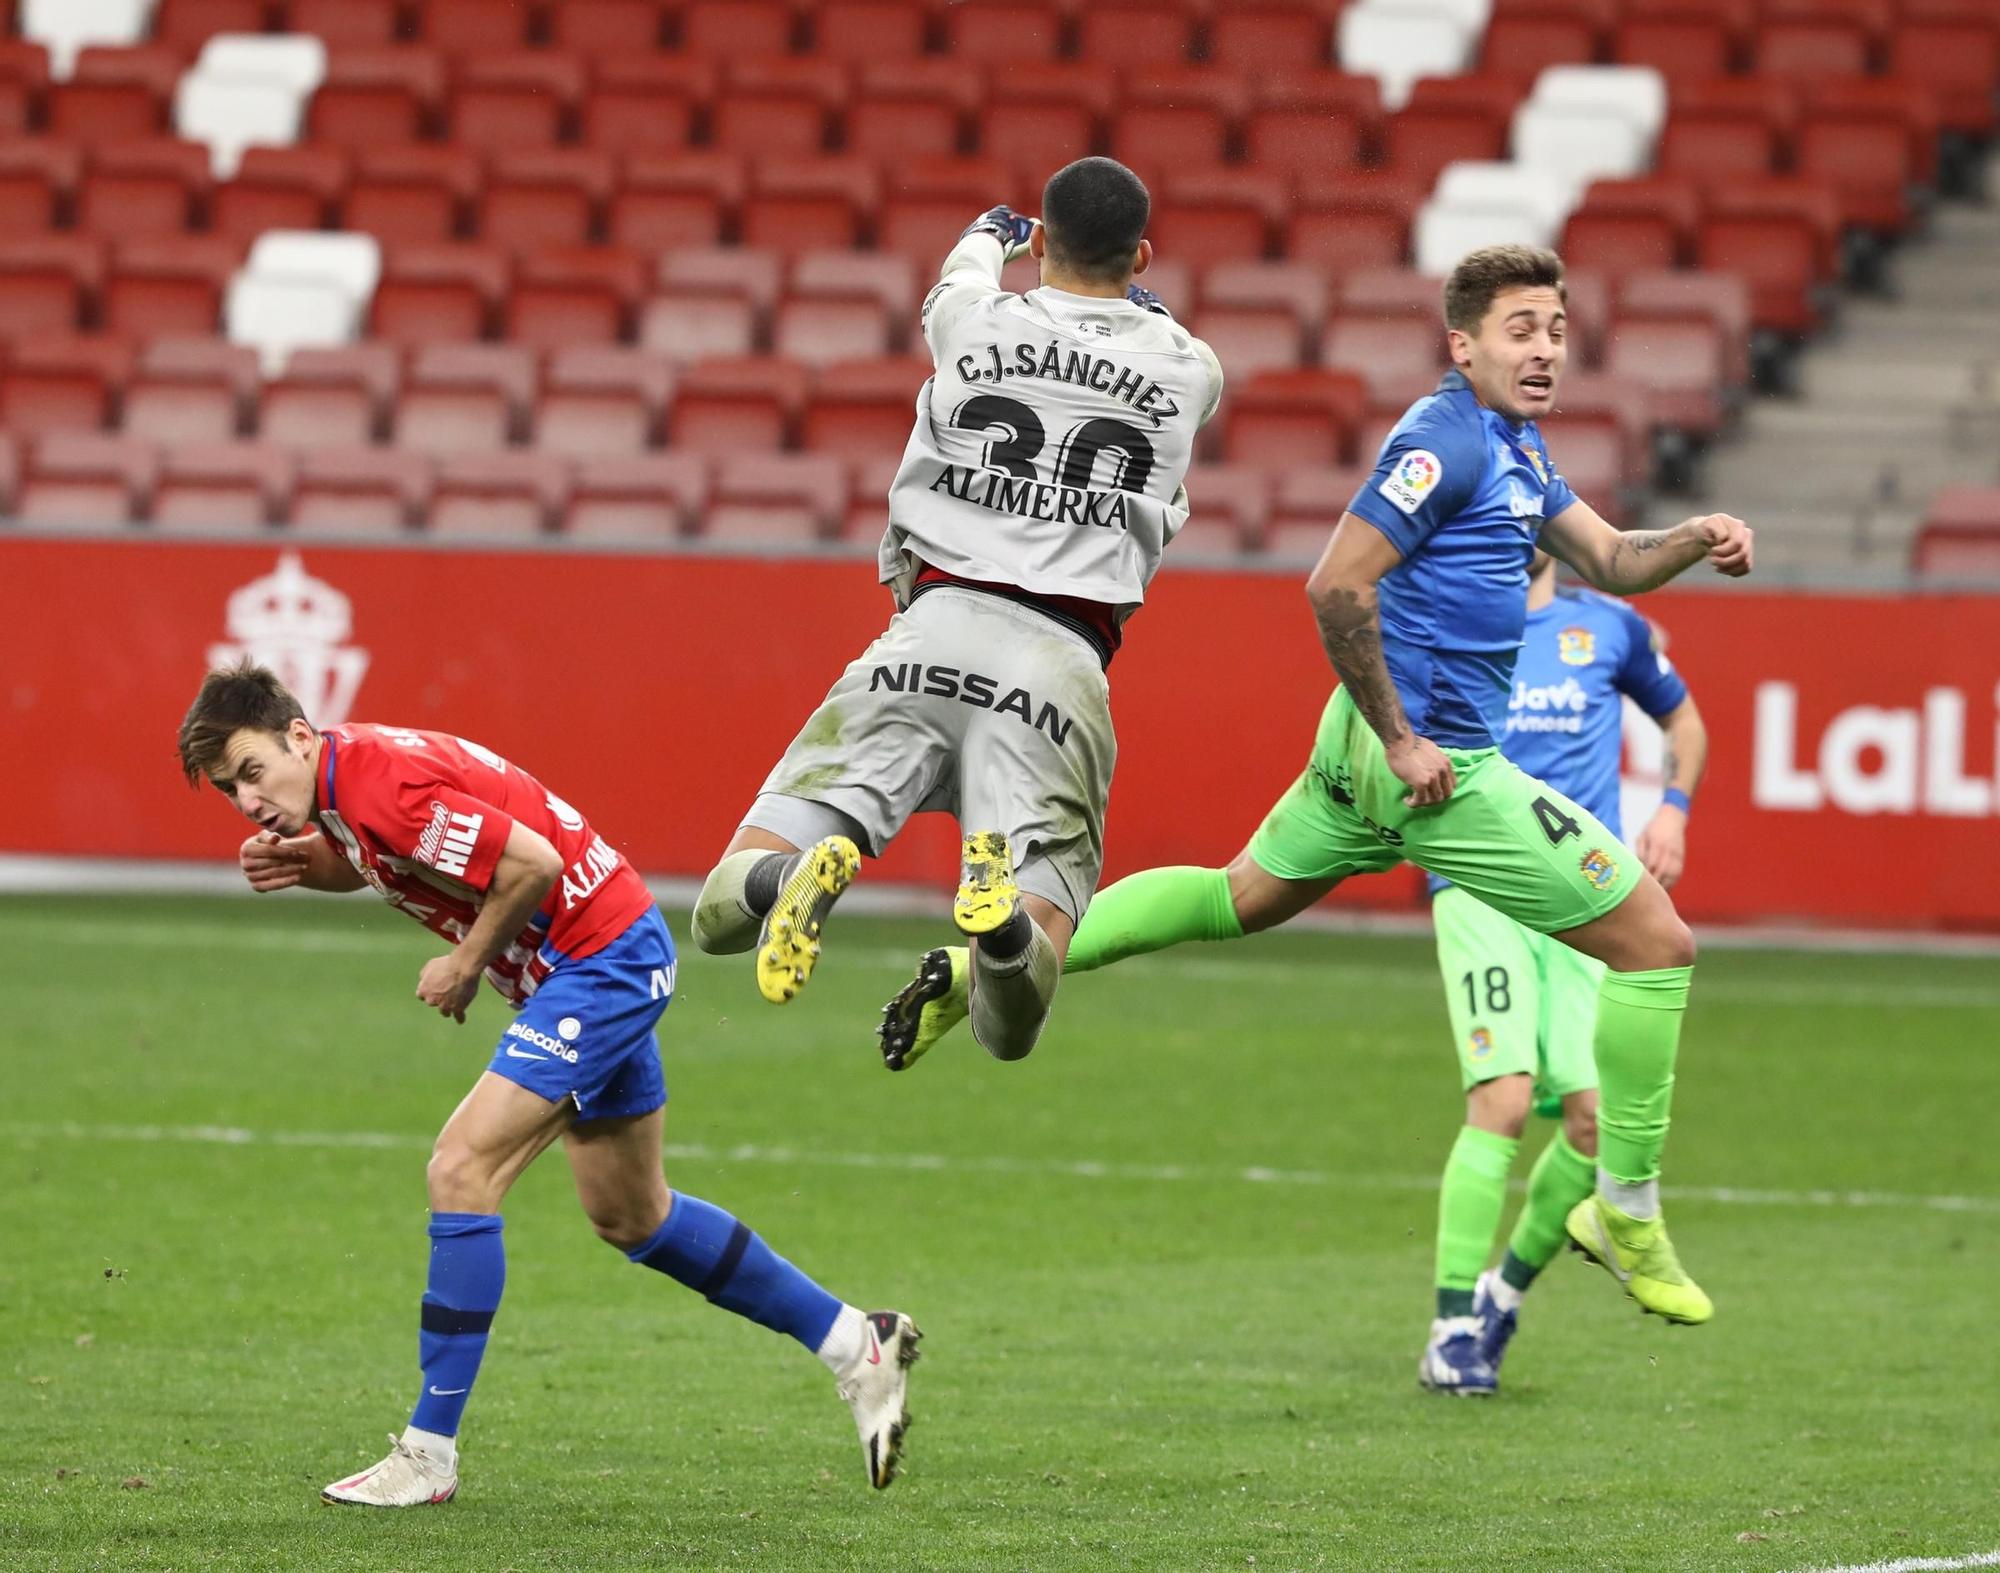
[240,830,310,893]
[1635,804,1688,889]
[1696,513,1753,577]
[1386,733,1457,807]
[1126,283,1171,317]
[416,954,480,1024]
[961,205,1036,261]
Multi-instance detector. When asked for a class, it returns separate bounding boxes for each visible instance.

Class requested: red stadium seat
[78,140,211,242]
[1657,106,1782,182]
[481,149,614,253]
[1267,466,1370,543]
[667,356,807,455]
[1796,96,1925,234]
[563,453,708,539]
[259,344,399,448]
[0,335,132,436]
[581,66,700,156]
[549,0,670,56]
[153,0,267,50]
[346,144,483,247]
[1603,311,1727,437]
[1612,15,1736,87]
[681,0,794,56]
[1764,0,1893,50]
[711,81,835,162]
[1192,305,1305,382]
[792,249,917,321]
[1211,5,1336,73]
[311,48,448,150]
[1808,76,1944,186]
[1893,22,2000,137]
[847,65,973,163]
[451,52,587,156]
[507,246,647,349]
[413,0,537,51]
[1913,488,2000,576]
[1481,5,1600,76]
[396,343,535,457]
[1320,312,1446,399]
[1175,464,1268,555]
[103,235,241,338]
[609,151,741,252]
[1561,176,1702,276]
[0,79,33,140]
[1244,101,1370,179]
[1111,102,1233,182]
[1339,267,1446,319]
[123,337,258,445]
[1754,18,1869,79]
[1200,261,1334,334]
[48,47,181,150]
[742,158,880,256]
[972,79,1101,183]
[291,446,430,533]
[1379,80,1515,187]
[431,452,570,538]
[284,0,401,46]
[371,242,510,346]
[813,0,928,63]
[1075,0,1197,67]
[656,245,785,315]
[838,451,900,539]
[1154,172,1285,269]
[774,294,893,369]
[800,355,927,458]
[1285,172,1418,271]
[0,237,103,340]
[0,140,82,235]
[1220,368,1367,468]
[153,441,293,531]
[706,453,848,542]
[16,433,156,525]
[876,156,1023,265]
[213,145,351,242]
[942,0,1062,63]
[534,345,672,457]
[1618,268,1751,387]
[638,290,760,365]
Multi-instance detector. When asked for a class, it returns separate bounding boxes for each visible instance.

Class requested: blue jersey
[1428,586,1688,895]
[1346,370,1578,749]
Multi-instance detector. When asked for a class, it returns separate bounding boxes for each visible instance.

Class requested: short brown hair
[1443,245,1566,333]
[178,660,308,785]
[1041,156,1150,283]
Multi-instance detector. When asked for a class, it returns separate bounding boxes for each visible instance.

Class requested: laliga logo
[1754,682,2000,817]
[209,552,370,727]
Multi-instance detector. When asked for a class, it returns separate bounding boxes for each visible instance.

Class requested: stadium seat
[637,290,760,366]
[1337,5,1477,110]
[176,35,328,177]
[1912,488,2000,576]
[0,335,133,437]
[1754,17,1870,79]
[742,158,880,256]
[656,245,785,316]
[1074,0,1198,67]
[213,144,351,241]
[1603,310,1728,438]
[1560,176,1701,276]
[534,345,672,458]
[290,445,430,532]
[1192,305,1306,382]
[1796,93,1928,234]
[0,236,103,340]
[1212,5,1338,73]
[48,46,182,149]
[1527,64,1668,146]
[258,342,397,448]
[285,0,400,47]
[1377,93,1512,190]
[705,453,848,542]
[15,432,156,526]
[77,139,212,242]
[1480,1,1601,76]
[370,242,509,346]
[1201,261,1336,336]
[846,76,969,164]
[941,0,1062,63]
[1321,309,1446,399]
[395,342,535,457]
[104,235,242,338]
[666,356,808,455]
[1657,100,1784,181]
[1220,368,1368,468]
[450,51,586,156]
[976,62,1114,176]
[152,440,293,530]
[1267,465,1371,544]
[1612,15,1735,88]
[430,452,570,538]
[682,0,794,57]
[0,140,81,235]
[710,63,841,162]
[563,452,709,539]
[413,0,537,52]
[122,336,258,444]
[1244,92,1374,179]
[609,151,740,253]
[506,245,647,349]
[581,60,700,155]
[1893,21,2000,138]
[1511,102,1651,196]
[481,149,614,253]
[838,451,901,540]
[876,155,1028,264]
[800,355,928,458]
[226,273,359,373]
[153,0,268,51]
[1113,69,1248,178]
[1285,172,1419,270]
[812,1,928,64]
[310,48,448,149]
[23,0,153,78]
[346,144,482,247]
[791,250,918,327]
[1415,162,1575,276]
[549,0,670,56]
[1168,465,1264,555]
[1152,172,1284,269]
[1618,267,1751,387]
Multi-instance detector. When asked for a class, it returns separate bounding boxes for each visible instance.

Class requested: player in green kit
[877,245,1754,1332]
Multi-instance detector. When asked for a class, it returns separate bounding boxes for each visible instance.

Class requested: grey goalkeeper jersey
[880,234,1224,618]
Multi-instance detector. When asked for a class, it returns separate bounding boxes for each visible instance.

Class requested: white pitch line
[1782,1551,2000,1573]
[9,1122,1999,1216]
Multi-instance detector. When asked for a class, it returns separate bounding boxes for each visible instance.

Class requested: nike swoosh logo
[504,1046,547,1061]
[429,1385,468,1396]
[865,1331,882,1367]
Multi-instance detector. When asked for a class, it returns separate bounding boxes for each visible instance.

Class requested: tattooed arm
[1305,514,1457,806]
[1541,499,1755,593]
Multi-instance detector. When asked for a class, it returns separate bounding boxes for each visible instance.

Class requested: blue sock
[408,1212,504,1438]
[627,1193,841,1351]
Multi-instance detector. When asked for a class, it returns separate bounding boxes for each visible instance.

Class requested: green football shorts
[1246,686,1642,936]
[1431,884,1603,1100]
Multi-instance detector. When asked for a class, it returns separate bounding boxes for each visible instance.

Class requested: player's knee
[426,1142,498,1213]
[1654,913,1697,970]
[1562,1093,1600,1156]
[1467,1074,1532,1138]
[587,1202,662,1251]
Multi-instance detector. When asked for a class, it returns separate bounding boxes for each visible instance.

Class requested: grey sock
[969,919,1059,1062]
[691,849,790,954]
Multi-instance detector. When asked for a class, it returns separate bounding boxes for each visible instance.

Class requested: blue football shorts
[486,905,675,1122]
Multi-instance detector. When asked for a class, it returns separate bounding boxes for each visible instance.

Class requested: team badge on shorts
[1579,848,1619,890]
[1377,449,1442,515]
[1558,627,1596,665]
[1469,1027,1494,1060]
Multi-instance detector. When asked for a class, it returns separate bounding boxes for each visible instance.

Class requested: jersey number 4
[1532,795,1583,847]
[952,394,1157,492]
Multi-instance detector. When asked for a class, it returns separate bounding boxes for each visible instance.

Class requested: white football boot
[836,1310,922,1488]
[320,1432,459,1507]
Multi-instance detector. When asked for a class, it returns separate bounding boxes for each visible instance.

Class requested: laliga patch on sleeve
[1377,449,1442,515]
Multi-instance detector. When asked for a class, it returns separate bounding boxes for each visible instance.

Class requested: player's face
[1454,286,1567,424]
[208,724,317,836]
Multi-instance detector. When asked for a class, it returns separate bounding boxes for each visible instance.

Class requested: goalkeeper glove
[961,205,1036,261]
[1126,283,1171,317]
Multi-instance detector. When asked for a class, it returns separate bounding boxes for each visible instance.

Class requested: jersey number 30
[952,394,1157,493]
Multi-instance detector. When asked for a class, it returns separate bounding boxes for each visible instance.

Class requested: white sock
[1598,1172,1660,1220]
[1487,1274,1525,1316]
[402,1424,457,1467]
[815,1303,867,1376]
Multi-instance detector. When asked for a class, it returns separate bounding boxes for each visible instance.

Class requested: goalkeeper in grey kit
[689,156,1224,1071]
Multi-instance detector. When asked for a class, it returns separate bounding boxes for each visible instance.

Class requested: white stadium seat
[195,34,328,96]
[1338,5,1475,111]
[226,276,365,373]
[1510,103,1651,197]
[1528,65,1670,146]
[21,0,153,77]
[177,75,307,179]
[1364,0,1493,33]
[246,230,383,302]
[1415,162,1578,275]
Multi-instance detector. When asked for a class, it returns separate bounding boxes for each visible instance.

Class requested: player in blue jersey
[1421,549,1708,1395]
[886,245,1753,1338]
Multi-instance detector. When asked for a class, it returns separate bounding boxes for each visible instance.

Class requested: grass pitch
[2,894,1996,1572]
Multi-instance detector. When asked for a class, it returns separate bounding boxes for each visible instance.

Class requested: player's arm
[1304,514,1456,806]
[415,819,563,1023]
[920,207,1034,354]
[1540,498,1754,593]
[239,829,364,893]
[1634,695,1707,890]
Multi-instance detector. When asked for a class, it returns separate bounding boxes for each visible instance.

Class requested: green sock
[1064,866,1242,974]
[1503,1131,1597,1284]
[1435,1125,1518,1317]
[1593,966,1694,1186]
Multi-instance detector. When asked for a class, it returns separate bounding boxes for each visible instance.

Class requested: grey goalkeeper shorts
[744,586,1116,924]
